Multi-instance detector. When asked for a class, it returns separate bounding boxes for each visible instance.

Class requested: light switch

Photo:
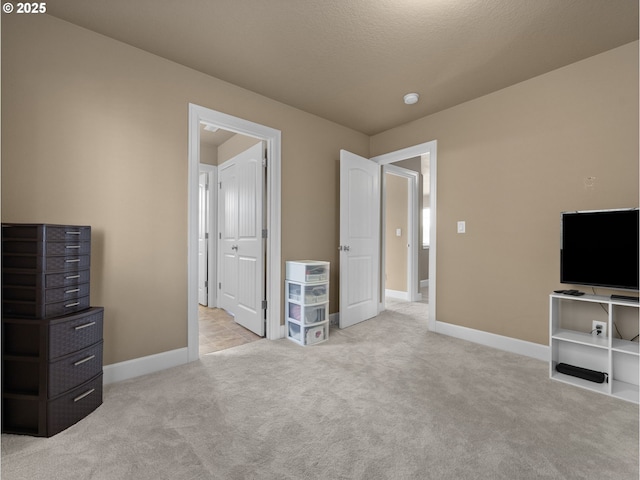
[396,228,402,237]
[457,221,466,234]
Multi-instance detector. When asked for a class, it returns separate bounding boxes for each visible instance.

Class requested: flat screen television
[561,208,639,291]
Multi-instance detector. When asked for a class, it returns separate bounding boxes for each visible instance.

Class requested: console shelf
[549,293,639,404]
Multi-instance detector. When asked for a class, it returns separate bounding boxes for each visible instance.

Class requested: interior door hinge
[262,229,268,238]
[263,149,268,168]
[219,182,222,189]
[205,233,209,239]
[218,282,222,289]
[262,300,267,309]
[204,281,208,288]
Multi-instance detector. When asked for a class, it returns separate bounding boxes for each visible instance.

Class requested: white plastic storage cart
[285,261,329,346]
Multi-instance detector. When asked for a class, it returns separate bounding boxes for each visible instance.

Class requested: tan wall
[199,143,217,166]
[1,14,368,364]
[218,134,262,165]
[371,41,639,345]
[384,173,408,291]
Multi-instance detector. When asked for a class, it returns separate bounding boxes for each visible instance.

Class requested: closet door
[218,142,265,336]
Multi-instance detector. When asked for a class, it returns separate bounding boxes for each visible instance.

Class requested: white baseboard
[103,348,189,385]
[435,321,549,362]
[385,289,409,300]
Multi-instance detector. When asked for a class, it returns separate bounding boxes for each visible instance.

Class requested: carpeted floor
[2,299,638,479]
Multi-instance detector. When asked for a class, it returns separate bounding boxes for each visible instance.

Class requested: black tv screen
[561,208,639,291]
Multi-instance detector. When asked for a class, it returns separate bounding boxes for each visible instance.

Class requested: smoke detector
[403,93,420,105]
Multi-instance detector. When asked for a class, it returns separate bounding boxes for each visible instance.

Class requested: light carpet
[2,300,638,479]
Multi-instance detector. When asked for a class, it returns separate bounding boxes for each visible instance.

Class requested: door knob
[231,245,238,251]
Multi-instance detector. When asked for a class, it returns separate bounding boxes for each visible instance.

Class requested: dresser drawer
[49,307,104,358]
[47,373,102,437]
[2,269,91,290]
[2,224,91,243]
[3,282,90,304]
[3,295,90,319]
[2,240,91,256]
[48,342,103,398]
[2,254,91,273]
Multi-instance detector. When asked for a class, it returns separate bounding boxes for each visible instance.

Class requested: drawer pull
[66,231,82,235]
[65,302,80,308]
[65,274,81,280]
[65,288,80,294]
[74,321,96,330]
[66,245,81,249]
[65,259,81,263]
[73,388,95,402]
[74,355,96,366]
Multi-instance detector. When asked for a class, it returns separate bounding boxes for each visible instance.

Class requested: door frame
[188,104,282,362]
[199,163,217,308]
[371,140,437,332]
[381,164,420,306]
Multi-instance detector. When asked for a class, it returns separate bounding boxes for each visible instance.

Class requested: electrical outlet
[592,320,607,337]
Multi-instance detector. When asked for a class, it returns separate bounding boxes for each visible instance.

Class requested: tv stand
[611,294,639,303]
[550,293,639,403]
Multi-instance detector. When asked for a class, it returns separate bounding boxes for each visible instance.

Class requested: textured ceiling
[46,0,638,135]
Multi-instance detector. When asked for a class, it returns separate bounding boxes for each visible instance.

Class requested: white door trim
[381,164,420,308]
[188,104,282,362]
[199,163,217,308]
[371,140,437,332]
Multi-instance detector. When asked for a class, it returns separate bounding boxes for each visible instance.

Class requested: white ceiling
[47,0,638,135]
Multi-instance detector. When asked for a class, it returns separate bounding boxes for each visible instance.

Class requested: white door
[218,142,265,336]
[339,150,380,328]
[198,172,208,306]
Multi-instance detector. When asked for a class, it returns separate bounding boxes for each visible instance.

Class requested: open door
[218,141,265,336]
[339,150,380,328]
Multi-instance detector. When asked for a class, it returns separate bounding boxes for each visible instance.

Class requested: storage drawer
[49,342,103,397]
[3,295,90,319]
[286,281,328,304]
[2,254,91,272]
[2,240,90,256]
[287,302,328,324]
[305,324,327,345]
[3,282,90,304]
[286,261,330,283]
[47,373,102,437]
[2,224,91,243]
[49,307,104,358]
[2,269,90,289]
[287,321,328,346]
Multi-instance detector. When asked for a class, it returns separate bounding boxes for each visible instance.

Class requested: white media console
[549,293,639,403]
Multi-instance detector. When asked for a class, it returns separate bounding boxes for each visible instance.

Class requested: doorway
[372,141,437,331]
[382,164,419,304]
[338,140,437,331]
[188,104,282,362]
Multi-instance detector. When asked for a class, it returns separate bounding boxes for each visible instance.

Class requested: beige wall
[218,134,262,165]
[371,41,639,345]
[1,14,368,364]
[199,143,217,166]
[384,173,408,292]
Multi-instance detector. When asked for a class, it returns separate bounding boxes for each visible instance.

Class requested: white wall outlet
[592,320,607,338]
[457,221,466,234]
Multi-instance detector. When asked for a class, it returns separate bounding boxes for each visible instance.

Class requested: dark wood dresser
[2,224,104,437]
